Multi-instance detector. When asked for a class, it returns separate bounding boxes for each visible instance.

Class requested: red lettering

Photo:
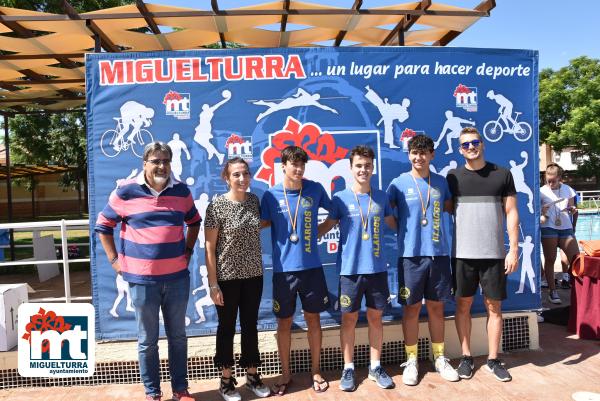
[265,55,284,79]
[136,60,154,83]
[99,60,124,85]
[126,60,134,84]
[174,58,192,81]
[191,58,209,81]
[204,57,222,81]
[154,58,173,82]
[245,56,264,79]
[284,55,306,79]
[223,56,243,80]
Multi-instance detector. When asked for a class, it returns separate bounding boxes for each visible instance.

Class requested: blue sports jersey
[329,188,393,275]
[387,172,451,257]
[260,179,332,273]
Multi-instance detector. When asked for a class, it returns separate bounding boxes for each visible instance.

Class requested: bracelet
[110,256,118,264]
[209,284,220,291]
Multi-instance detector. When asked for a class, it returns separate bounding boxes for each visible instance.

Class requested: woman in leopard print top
[204,157,270,399]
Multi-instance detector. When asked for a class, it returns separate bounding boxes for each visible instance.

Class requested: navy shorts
[398,256,452,305]
[272,267,330,318]
[339,272,390,313]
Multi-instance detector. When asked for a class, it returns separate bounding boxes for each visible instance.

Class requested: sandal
[312,377,329,393]
[271,378,292,396]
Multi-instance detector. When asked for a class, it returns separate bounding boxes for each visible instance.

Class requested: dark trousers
[214,275,263,369]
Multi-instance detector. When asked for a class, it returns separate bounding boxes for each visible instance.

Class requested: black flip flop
[312,377,329,393]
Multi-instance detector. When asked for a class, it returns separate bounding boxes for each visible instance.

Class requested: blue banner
[87,47,540,340]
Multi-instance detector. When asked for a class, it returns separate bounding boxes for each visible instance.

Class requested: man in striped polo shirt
[96,142,200,401]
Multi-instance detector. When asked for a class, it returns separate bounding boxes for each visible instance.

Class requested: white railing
[0,219,90,303]
[578,190,600,205]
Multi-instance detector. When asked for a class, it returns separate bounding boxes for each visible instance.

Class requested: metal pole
[60,219,71,303]
[30,174,36,219]
[3,114,15,261]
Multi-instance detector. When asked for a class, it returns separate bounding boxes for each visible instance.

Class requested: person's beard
[153,174,168,186]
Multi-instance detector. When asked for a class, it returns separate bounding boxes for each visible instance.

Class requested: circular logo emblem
[272,300,280,313]
[431,187,441,200]
[399,287,411,300]
[339,295,352,308]
[370,204,381,214]
[301,196,313,208]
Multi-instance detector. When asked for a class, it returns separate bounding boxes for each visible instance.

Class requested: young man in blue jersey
[387,134,459,386]
[260,145,332,394]
[318,145,397,392]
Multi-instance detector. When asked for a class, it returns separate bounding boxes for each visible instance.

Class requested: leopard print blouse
[203,193,263,281]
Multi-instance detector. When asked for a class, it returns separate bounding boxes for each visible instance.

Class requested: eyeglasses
[460,139,482,150]
[147,159,171,166]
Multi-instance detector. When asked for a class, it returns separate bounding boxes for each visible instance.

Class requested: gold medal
[353,189,372,242]
[411,173,431,228]
[283,185,302,245]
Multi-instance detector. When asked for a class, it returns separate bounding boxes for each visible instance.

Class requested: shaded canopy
[0,0,495,113]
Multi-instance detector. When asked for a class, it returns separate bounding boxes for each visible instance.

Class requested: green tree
[8,110,87,188]
[539,56,600,177]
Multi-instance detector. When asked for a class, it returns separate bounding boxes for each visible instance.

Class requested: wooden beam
[0,9,78,68]
[211,0,227,48]
[0,97,84,103]
[280,0,290,32]
[62,0,120,52]
[0,78,84,85]
[434,0,495,46]
[0,9,489,21]
[136,0,161,34]
[0,53,84,60]
[334,0,362,47]
[381,0,431,46]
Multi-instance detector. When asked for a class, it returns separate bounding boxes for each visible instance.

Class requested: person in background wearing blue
[260,145,332,395]
[318,145,397,392]
[387,134,459,386]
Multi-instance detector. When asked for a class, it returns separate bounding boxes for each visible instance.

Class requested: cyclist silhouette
[486,90,517,129]
[113,101,155,152]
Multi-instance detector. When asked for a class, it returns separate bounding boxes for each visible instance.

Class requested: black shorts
[339,272,390,313]
[452,258,507,300]
[272,267,330,318]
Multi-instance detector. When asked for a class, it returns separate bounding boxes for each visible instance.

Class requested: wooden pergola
[0,0,495,256]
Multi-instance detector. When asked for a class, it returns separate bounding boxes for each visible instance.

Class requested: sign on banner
[86,47,540,340]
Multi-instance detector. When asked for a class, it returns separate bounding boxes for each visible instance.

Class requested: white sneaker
[434,356,460,382]
[245,372,270,398]
[400,358,419,386]
[219,376,242,401]
[541,278,548,288]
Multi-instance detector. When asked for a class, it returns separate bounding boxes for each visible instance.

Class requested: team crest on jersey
[399,287,411,300]
[431,187,441,200]
[272,300,280,313]
[301,196,314,208]
[339,295,352,308]
[370,203,381,214]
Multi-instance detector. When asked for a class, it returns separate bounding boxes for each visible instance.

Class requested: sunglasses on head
[147,158,171,165]
[460,139,482,150]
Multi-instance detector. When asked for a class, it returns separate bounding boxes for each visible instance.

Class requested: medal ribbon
[283,185,302,236]
[411,173,431,222]
[353,189,372,234]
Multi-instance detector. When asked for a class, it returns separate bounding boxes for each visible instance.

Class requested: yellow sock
[432,342,445,359]
[405,344,418,360]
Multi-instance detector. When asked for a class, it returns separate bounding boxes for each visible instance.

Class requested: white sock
[370,360,381,370]
[344,362,355,370]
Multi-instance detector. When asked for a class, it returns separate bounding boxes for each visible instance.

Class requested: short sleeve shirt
[446,162,516,259]
[387,172,452,257]
[260,179,332,273]
[204,193,263,281]
[329,188,393,275]
[540,184,576,230]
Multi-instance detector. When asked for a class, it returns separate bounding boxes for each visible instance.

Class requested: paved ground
[2,322,600,401]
